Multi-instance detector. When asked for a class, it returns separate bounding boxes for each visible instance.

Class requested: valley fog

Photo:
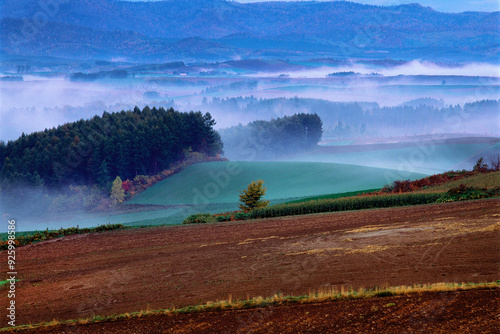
[1,60,499,142]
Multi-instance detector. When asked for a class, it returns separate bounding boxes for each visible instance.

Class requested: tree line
[0,106,223,189]
[203,97,499,138]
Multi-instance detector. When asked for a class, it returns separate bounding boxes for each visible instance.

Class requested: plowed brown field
[18,289,500,333]
[2,199,499,332]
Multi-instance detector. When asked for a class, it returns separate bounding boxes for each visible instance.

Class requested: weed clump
[437,184,500,203]
[182,214,214,224]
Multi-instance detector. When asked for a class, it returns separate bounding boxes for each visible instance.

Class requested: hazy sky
[233,0,499,13]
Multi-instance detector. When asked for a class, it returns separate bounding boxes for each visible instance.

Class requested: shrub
[234,212,251,220]
[215,214,231,222]
[473,157,488,172]
[436,184,498,203]
[182,213,214,224]
[490,155,500,171]
[391,180,413,193]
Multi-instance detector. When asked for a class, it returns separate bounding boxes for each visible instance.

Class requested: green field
[284,142,498,174]
[127,161,426,206]
[285,189,381,204]
[19,161,420,231]
[14,139,496,231]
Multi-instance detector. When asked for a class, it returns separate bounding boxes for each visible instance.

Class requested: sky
[234,0,500,13]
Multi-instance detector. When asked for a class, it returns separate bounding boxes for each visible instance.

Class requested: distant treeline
[201,80,258,94]
[220,113,322,160]
[204,97,499,138]
[68,69,128,81]
[0,106,222,188]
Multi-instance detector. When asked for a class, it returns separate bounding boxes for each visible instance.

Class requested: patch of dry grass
[285,247,345,256]
[238,236,280,245]
[345,224,407,234]
[416,221,500,236]
[345,245,395,254]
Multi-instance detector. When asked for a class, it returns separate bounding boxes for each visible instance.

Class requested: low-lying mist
[250,61,500,79]
[1,61,499,142]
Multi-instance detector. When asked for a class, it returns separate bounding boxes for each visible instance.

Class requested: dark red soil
[1,199,499,332]
[19,289,500,333]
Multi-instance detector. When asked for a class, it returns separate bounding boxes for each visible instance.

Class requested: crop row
[248,193,443,219]
[183,193,444,224]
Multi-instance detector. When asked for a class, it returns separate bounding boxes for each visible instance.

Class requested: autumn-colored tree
[110,176,125,205]
[238,179,270,212]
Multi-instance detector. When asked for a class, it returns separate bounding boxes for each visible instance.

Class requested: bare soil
[2,199,499,331]
[19,289,500,333]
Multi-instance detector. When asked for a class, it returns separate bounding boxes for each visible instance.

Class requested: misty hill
[1,0,498,61]
[220,113,323,161]
[127,161,427,206]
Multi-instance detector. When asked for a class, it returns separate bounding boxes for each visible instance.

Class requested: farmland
[1,0,498,331]
[127,161,427,206]
[111,161,427,227]
[1,161,498,332]
[2,198,499,332]
[10,153,494,232]
[0,159,429,232]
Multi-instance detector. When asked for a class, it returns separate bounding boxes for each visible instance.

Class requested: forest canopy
[0,106,223,188]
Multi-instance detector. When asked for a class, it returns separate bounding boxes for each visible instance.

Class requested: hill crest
[1,0,497,61]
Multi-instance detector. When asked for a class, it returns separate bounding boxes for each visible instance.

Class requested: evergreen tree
[30,171,45,189]
[97,160,111,189]
[238,180,270,212]
[0,141,6,169]
[0,157,14,180]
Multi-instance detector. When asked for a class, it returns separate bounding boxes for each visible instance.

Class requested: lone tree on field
[110,176,125,205]
[239,179,270,212]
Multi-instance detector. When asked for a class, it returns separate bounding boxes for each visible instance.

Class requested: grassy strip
[285,189,381,204]
[2,281,498,332]
[0,224,127,250]
[418,171,500,193]
[375,169,499,194]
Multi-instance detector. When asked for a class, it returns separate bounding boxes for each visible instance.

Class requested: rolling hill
[127,161,427,206]
[6,161,427,231]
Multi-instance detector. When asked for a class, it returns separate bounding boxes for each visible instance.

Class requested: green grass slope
[127,161,427,206]
[283,139,499,175]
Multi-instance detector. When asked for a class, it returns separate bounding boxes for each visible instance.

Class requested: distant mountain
[1,0,498,61]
